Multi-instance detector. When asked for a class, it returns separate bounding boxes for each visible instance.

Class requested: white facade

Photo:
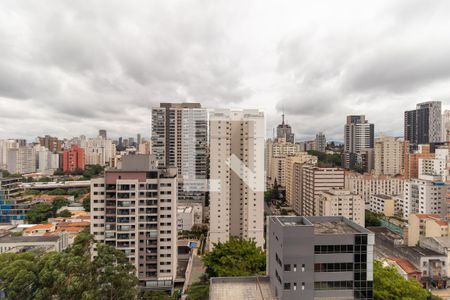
[419,148,449,182]
[35,145,59,174]
[209,109,265,249]
[0,140,19,170]
[177,204,202,231]
[80,136,115,166]
[7,146,36,174]
[315,132,326,153]
[369,194,396,216]
[402,179,448,219]
[344,172,404,208]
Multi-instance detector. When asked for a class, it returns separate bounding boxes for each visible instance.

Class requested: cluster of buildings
[0,207,89,254]
[0,131,146,175]
[2,99,450,299]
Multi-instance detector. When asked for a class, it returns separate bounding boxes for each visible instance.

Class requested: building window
[284,264,291,272]
[284,283,291,290]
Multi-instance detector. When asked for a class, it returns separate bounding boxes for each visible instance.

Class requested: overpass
[21,180,91,190]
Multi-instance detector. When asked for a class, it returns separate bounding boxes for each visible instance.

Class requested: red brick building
[62,145,85,173]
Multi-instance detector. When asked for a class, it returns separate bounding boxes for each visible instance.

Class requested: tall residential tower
[209,109,265,248]
[151,103,208,204]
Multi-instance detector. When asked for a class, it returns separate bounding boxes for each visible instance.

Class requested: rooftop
[0,235,61,243]
[273,215,371,235]
[314,221,358,235]
[210,276,275,300]
[388,257,419,274]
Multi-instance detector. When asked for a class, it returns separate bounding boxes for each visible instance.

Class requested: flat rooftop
[314,221,358,235]
[210,276,276,300]
[0,236,61,243]
[272,216,371,235]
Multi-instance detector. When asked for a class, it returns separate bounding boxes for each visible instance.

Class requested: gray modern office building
[267,216,374,300]
[405,101,442,150]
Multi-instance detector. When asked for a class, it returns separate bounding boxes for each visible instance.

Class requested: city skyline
[1,1,450,141]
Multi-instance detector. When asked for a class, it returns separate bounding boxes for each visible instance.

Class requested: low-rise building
[408,214,449,247]
[344,171,404,208]
[0,235,68,253]
[177,205,202,231]
[23,224,56,236]
[369,194,396,217]
[317,189,365,226]
[267,216,374,300]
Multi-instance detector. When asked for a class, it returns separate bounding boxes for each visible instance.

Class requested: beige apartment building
[344,171,404,208]
[209,109,265,249]
[374,134,405,176]
[408,214,449,247]
[317,189,364,226]
[296,165,345,216]
[90,155,178,290]
[265,138,304,187]
[284,154,317,206]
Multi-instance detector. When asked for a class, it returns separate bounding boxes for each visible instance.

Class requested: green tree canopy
[57,209,72,218]
[202,238,266,277]
[374,260,438,300]
[0,232,137,300]
[82,196,91,212]
[26,203,53,224]
[365,210,382,227]
[47,188,67,196]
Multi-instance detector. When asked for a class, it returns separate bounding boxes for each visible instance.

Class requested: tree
[202,238,266,277]
[82,195,91,212]
[57,209,72,218]
[52,197,70,214]
[373,260,438,300]
[26,203,53,224]
[0,233,138,300]
[47,188,67,196]
[186,277,209,300]
[365,210,382,227]
[140,291,172,300]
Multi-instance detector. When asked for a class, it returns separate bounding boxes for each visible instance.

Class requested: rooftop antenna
[282,107,285,125]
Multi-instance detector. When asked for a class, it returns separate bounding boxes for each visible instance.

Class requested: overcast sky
[1,0,449,142]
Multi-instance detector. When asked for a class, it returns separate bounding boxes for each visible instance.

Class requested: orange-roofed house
[23,224,56,236]
[387,257,421,282]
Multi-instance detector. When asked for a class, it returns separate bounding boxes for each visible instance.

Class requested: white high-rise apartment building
[315,132,326,153]
[90,155,177,289]
[34,145,59,174]
[151,103,208,204]
[7,146,36,174]
[402,179,447,219]
[374,134,405,176]
[317,189,365,226]
[419,147,449,182]
[80,136,115,166]
[0,140,19,170]
[209,109,265,249]
[344,115,374,170]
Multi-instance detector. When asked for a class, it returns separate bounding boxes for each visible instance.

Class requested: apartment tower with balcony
[90,154,177,290]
